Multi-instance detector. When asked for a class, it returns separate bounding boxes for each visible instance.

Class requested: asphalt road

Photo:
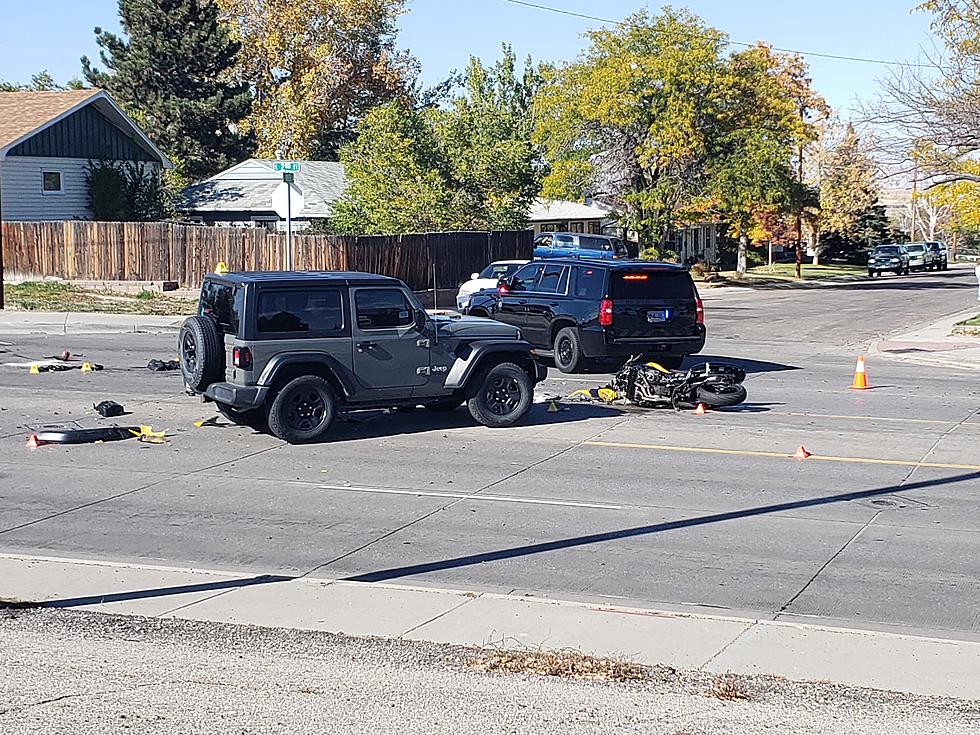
[1,266,978,639]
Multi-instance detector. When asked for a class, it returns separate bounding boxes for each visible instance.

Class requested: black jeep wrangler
[179,271,547,443]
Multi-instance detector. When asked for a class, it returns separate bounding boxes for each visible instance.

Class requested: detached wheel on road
[179,315,223,392]
[468,362,533,428]
[696,382,747,408]
[554,327,584,373]
[267,375,337,443]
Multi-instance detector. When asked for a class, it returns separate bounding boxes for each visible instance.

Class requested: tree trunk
[810,231,820,266]
[736,234,748,278]
[767,240,773,272]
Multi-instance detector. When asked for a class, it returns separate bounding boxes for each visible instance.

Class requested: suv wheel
[468,362,532,428]
[267,375,337,443]
[179,315,223,392]
[554,327,584,373]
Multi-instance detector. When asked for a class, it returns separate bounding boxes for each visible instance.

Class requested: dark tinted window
[511,263,544,291]
[874,246,900,255]
[355,288,414,329]
[537,265,567,294]
[574,266,605,299]
[199,280,243,335]
[579,236,613,252]
[257,289,343,333]
[610,271,695,300]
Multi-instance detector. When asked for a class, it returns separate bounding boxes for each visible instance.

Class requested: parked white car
[456,260,529,310]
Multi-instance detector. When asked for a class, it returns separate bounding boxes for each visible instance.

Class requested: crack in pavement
[0,681,166,717]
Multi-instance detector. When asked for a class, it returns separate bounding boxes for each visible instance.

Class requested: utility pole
[795,104,805,280]
[910,171,918,242]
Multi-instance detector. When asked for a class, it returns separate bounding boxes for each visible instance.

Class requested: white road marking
[316,484,622,510]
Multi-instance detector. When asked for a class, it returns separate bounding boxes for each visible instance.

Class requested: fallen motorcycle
[610,358,747,410]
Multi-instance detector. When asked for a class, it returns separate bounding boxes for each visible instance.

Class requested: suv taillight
[599,299,614,326]
[233,346,252,370]
[695,297,704,325]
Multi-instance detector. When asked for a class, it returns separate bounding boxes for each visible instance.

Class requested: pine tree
[82,0,252,180]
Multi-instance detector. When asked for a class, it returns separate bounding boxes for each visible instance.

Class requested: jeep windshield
[199,280,243,335]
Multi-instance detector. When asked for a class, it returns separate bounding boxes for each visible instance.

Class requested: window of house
[569,221,584,233]
[588,221,602,235]
[251,217,278,231]
[41,171,63,195]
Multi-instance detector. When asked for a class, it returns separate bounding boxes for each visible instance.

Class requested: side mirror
[413,310,427,331]
[470,273,480,280]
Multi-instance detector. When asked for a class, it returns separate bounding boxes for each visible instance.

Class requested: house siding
[8,104,157,162]
[0,156,161,221]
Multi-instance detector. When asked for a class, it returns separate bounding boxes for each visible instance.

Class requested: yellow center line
[583,441,980,471]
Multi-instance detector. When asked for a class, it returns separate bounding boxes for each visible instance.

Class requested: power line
[501,0,939,70]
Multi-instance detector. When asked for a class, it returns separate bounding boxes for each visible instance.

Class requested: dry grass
[3,281,196,316]
[706,672,753,701]
[469,648,649,683]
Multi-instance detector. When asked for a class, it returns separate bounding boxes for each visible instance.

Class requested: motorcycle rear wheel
[695,383,747,407]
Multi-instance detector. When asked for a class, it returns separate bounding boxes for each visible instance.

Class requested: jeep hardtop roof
[205,270,403,287]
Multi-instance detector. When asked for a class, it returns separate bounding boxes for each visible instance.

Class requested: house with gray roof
[526,197,617,236]
[180,159,347,230]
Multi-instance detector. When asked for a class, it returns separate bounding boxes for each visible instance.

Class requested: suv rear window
[200,280,243,335]
[257,289,344,333]
[610,270,695,300]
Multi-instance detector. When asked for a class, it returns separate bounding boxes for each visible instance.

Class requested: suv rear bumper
[204,381,268,410]
[579,326,706,358]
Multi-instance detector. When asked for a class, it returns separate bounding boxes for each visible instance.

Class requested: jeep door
[351,287,429,390]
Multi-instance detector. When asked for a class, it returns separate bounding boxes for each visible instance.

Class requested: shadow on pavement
[686,355,800,373]
[344,471,980,584]
[31,574,292,609]
[321,403,627,443]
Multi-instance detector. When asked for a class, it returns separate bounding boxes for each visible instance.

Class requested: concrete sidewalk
[873,307,980,370]
[0,311,183,335]
[2,553,977,701]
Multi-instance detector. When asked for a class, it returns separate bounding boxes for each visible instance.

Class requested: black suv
[465,259,705,373]
[179,271,547,443]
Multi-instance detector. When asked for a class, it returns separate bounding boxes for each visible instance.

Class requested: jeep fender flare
[257,352,357,398]
[444,340,541,390]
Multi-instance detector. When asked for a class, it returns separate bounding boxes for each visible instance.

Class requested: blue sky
[0,0,935,115]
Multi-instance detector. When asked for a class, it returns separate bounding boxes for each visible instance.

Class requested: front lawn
[3,281,197,315]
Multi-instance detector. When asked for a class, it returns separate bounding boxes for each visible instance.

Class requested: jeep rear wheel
[267,375,337,443]
[179,315,223,392]
[467,362,532,428]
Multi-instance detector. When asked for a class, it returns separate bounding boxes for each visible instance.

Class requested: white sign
[272,182,304,219]
[273,161,301,173]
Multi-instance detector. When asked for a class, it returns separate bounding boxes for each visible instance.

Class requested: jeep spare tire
[179,315,224,392]
[467,362,533,428]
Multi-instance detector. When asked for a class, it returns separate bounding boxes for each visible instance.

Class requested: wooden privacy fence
[0,222,533,291]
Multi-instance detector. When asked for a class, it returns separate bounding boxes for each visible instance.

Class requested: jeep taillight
[233,346,252,370]
[696,297,704,325]
[599,299,614,326]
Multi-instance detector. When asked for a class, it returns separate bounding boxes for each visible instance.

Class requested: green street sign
[273,161,301,173]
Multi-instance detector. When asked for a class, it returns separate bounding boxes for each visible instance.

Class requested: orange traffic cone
[849,355,871,390]
[693,403,708,415]
[794,445,811,460]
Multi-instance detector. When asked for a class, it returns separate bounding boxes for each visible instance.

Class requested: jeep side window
[257,289,344,333]
[355,288,414,329]
[574,266,605,299]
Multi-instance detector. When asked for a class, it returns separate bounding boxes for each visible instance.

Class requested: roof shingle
[0,89,102,151]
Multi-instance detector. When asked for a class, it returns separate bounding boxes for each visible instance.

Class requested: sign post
[272,162,303,270]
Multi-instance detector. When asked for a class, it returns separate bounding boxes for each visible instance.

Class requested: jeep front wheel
[467,362,532,428]
[267,375,337,443]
